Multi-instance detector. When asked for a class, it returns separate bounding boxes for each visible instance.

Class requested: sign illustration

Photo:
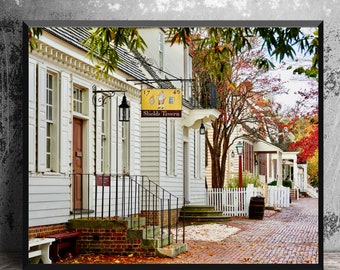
[141,88,182,117]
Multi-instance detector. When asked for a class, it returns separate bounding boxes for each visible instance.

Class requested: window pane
[45,72,57,171]
[46,123,51,169]
[49,106,52,121]
[46,155,50,169]
[48,74,53,88]
[46,123,50,136]
[73,87,84,114]
[46,138,50,152]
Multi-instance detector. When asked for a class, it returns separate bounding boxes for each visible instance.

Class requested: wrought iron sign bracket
[92,84,126,107]
[126,78,194,86]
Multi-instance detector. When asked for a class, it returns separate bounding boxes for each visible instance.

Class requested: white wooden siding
[110,96,118,173]
[95,93,102,173]
[159,119,184,199]
[141,118,160,178]
[129,100,141,175]
[188,129,206,204]
[29,28,210,228]
[141,114,206,204]
[165,119,173,176]
[205,133,212,187]
[90,93,96,174]
[29,176,71,226]
[29,201,69,211]
[60,72,71,174]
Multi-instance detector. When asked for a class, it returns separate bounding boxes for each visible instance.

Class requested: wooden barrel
[249,196,265,220]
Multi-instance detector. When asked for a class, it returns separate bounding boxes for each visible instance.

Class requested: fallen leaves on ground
[55,220,318,265]
[57,253,171,264]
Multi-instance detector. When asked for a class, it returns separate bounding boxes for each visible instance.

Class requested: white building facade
[28,27,218,232]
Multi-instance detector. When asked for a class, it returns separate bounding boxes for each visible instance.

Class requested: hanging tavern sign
[141,88,182,117]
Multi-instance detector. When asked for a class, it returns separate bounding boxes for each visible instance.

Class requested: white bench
[28,238,55,264]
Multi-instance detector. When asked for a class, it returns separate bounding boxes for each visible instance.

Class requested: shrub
[267,179,292,188]
[226,172,262,188]
[283,179,293,188]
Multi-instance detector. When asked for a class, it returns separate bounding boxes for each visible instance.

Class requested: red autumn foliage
[289,122,318,163]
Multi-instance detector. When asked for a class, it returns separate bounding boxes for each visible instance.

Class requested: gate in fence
[266,185,290,208]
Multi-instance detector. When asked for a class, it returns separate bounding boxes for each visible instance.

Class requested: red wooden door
[72,118,83,210]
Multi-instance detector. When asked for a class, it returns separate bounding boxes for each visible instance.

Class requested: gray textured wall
[0,0,339,253]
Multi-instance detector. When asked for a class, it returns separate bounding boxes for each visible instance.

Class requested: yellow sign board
[141,88,182,117]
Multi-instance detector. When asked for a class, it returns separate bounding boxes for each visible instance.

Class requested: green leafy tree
[168,27,318,79]
[29,26,318,80]
[28,28,42,52]
[82,27,147,78]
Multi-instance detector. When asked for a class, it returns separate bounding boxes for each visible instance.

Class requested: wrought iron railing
[70,173,185,245]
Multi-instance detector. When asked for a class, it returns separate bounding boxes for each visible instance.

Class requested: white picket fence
[266,185,290,208]
[205,185,290,217]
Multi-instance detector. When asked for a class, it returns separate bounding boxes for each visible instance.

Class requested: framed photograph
[24,21,322,269]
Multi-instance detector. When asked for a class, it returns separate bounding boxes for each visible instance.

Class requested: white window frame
[71,82,90,172]
[73,86,83,114]
[45,70,59,172]
[73,83,89,118]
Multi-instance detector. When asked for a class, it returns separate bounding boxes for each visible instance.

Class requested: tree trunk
[208,118,227,188]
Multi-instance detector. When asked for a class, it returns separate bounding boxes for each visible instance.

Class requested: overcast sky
[268,27,318,112]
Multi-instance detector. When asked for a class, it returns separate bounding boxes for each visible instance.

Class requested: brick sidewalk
[55,197,319,264]
[0,198,324,266]
[163,197,319,264]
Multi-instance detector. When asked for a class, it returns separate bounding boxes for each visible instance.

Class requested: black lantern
[236,141,243,188]
[119,94,130,122]
[199,120,205,135]
[236,141,243,156]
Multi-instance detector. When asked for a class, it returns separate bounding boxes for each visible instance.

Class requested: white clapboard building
[28,27,219,235]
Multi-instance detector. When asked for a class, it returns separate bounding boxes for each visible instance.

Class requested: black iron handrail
[70,173,185,245]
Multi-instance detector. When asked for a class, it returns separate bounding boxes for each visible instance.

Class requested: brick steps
[179,205,231,223]
[125,217,187,257]
[156,243,188,258]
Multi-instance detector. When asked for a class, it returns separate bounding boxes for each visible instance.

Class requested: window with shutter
[45,71,59,172]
